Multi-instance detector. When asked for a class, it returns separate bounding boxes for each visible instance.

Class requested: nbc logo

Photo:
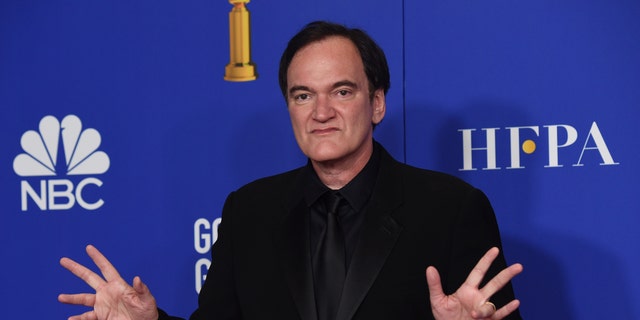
[13,115,110,211]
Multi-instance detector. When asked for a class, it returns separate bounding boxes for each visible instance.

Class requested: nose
[312,94,335,122]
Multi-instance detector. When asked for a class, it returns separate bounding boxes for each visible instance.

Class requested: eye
[336,89,352,97]
[294,93,310,102]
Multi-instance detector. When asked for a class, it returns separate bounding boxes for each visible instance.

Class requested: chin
[305,146,345,163]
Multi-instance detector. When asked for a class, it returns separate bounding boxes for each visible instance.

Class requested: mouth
[311,127,339,135]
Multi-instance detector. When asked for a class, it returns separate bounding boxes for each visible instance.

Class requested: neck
[311,141,374,190]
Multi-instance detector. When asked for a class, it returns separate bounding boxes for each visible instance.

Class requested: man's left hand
[426,247,523,320]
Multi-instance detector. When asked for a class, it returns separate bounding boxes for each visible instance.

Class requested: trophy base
[224,62,257,82]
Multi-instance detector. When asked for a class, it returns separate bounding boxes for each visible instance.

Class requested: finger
[58,293,96,307]
[470,301,497,319]
[60,257,106,290]
[133,276,151,297]
[491,299,520,319]
[68,309,98,320]
[133,276,144,293]
[480,263,523,298]
[425,266,446,303]
[133,276,157,306]
[465,247,500,287]
[85,245,123,282]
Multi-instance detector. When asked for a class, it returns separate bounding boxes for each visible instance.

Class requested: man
[59,21,523,320]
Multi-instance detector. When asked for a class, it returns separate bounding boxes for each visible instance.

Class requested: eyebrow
[288,85,311,97]
[288,80,359,97]
[332,80,358,90]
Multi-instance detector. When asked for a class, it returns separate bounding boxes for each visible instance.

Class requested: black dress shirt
[303,142,381,270]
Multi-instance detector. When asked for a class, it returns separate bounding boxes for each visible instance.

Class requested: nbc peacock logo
[13,115,110,211]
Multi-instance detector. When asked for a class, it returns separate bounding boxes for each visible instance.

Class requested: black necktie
[314,192,347,320]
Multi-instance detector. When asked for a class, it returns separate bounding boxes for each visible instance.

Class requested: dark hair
[278,21,390,100]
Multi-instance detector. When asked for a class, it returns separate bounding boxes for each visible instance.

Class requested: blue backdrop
[1,1,638,319]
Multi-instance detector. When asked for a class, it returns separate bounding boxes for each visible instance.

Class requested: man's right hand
[59,245,159,320]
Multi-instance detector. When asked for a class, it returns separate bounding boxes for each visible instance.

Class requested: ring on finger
[485,301,496,312]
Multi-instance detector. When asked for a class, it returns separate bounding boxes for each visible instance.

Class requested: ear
[371,89,386,125]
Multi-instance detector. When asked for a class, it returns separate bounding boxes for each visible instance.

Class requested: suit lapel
[276,171,318,320]
[336,150,404,320]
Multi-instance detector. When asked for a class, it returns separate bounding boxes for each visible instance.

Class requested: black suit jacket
[161,144,521,320]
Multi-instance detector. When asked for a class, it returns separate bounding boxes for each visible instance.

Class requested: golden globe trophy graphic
[224,0,257,81]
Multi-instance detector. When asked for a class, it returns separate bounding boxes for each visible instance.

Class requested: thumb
[133,276,154,300]
[426,266,446,303]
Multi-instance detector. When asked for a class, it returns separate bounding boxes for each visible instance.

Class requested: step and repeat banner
[1,1,638,319]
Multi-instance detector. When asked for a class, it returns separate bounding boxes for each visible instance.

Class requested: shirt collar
[302,141,381,212]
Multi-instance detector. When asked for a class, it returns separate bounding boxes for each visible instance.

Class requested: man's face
[286,36,385,166]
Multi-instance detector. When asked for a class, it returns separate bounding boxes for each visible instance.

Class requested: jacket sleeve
[155,192,242,320]
[157,308,184,320]
[446,188,522,320]
[189,191,243,320]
